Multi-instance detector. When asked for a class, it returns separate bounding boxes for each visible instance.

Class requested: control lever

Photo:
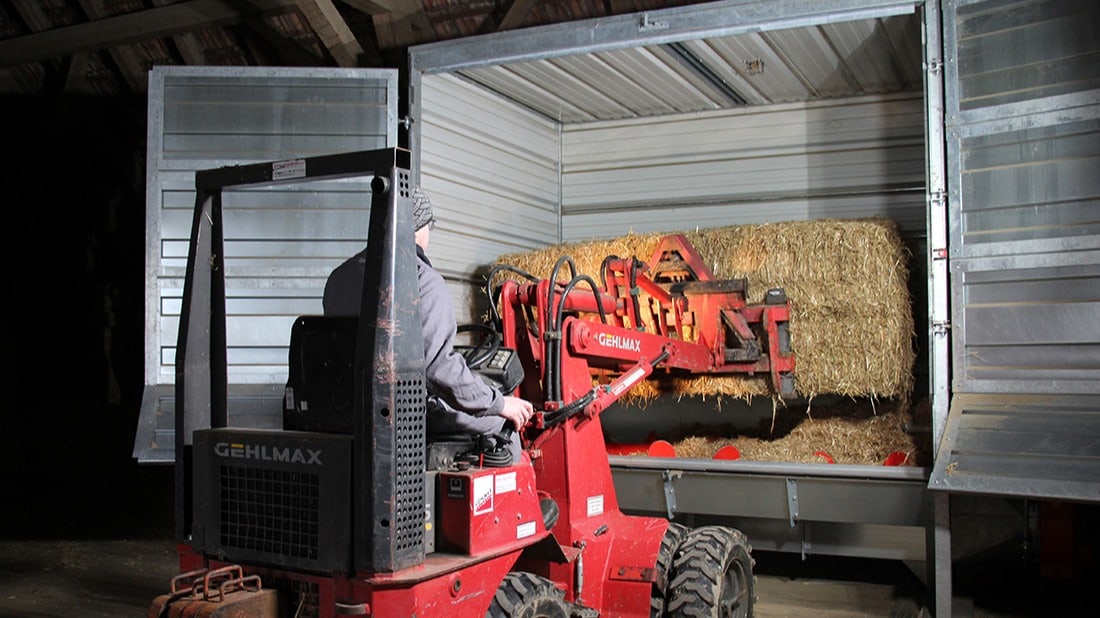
[478,426,515,468]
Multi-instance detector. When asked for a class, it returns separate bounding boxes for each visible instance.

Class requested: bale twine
[494,218,915,403]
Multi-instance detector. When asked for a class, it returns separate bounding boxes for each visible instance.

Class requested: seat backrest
[283,316,357,433]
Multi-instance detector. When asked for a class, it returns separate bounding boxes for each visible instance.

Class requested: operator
[323,187,532,464]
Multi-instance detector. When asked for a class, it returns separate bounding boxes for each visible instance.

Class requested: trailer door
[134,67,398,463]
[931,0,1100,501]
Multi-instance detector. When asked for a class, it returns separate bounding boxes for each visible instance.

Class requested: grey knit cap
[411,187,434,231]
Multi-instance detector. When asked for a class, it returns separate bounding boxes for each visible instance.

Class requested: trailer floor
[0,538,1085,617]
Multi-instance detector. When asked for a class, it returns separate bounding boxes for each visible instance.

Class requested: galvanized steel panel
[934,0,1100,501]
[958,117,1100,246]
[559,94,926,240]
[454,12,921,124]
[414,72,562,323]
[930,394,1100,501]
[137,67,397,463]
[412,1,921,124]
[952,251,1100,393]
[953,0,1100,111]
[146,66,397,387]
[415,73,561,265]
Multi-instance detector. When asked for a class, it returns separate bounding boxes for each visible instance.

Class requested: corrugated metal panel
[414,72,562,321]
[147,66,397,386]
[454,12,921,123]
[930,394,1100,501]
[945,0,1100,394]
[932,0,1100,501]
[137,67,397,463]
[953,0,1100,111]
[954,252,1100,392]
[559,93,926,240]
[958,116,1100,247]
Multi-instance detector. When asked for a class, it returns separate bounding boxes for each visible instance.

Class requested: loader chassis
[153,149,775,617]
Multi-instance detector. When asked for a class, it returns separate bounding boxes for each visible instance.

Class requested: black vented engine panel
[193,428,353,573]
[393,376,426,560]
[218,465,319,559]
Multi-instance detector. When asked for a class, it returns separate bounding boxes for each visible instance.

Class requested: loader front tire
[487,572,570,618]
[665,525,755,618]
[652,521,689,616]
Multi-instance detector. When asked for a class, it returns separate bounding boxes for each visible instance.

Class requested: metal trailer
[136,1,1100,615]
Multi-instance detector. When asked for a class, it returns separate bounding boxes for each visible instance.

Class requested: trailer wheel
[651,521,689,617]
[665,526,755,618]
[487,572,570,618]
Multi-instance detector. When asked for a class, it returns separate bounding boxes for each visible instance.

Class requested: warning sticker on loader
[272,158,306,180]
[473,475,494,515]
[495,471,516,494]
[586,495,604,517]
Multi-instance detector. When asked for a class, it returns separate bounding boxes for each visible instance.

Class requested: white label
[495,471,517,494]
[586,495,604,517]
[272,158,306,180]
[473,475,494,515]
[517,521,536,539]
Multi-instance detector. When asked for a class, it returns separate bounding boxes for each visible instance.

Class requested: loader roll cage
[174,148,428,573]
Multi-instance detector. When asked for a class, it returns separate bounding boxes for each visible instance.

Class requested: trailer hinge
[926,58,943,75]
[639,12,669,32]
[661,470,681,519]
[929,189,946,207]
[783,477,800,523]
[932,320,951,336]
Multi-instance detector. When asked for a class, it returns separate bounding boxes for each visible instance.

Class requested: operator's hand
[499,395,535,430]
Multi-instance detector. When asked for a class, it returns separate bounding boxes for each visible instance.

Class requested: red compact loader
[151,148,793,617]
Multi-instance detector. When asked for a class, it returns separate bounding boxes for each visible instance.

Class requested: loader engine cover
[192,428,353,573]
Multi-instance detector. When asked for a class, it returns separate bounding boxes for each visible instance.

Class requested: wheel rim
[719,557,750,617]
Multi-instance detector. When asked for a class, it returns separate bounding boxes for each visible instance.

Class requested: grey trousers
[426,400,521,463]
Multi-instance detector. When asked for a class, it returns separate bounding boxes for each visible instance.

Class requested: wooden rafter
[294,0,362,66]
[0,0,299,68]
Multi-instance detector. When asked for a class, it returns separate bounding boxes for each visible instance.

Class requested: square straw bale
[494,218,916,403]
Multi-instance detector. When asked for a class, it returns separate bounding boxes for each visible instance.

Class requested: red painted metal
[648,440,677,458]
[163,550,530,618]
[437,459,546,555]
[713,444,742,460]
[520,413,666,614]
[883,451,910,466]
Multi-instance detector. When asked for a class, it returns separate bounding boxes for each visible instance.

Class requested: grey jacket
[321,247,503,417]
[416,247,503,417]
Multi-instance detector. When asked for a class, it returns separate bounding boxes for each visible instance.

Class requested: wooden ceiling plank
[295,0,362,66]
[76,0,146,95]
[498,0,538,31]
[241,16,325,66]
[338,0,390,16]
[150,0,209,65]
[0,0,298,68]
[7,0,64,33]
[365,0,432,49]
[62,50,93,94]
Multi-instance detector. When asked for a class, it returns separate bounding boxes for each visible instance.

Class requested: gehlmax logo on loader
[596,332,641,353]
[214,442,323,466]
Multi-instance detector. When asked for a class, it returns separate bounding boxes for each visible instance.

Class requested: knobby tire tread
[665,525,755,618]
